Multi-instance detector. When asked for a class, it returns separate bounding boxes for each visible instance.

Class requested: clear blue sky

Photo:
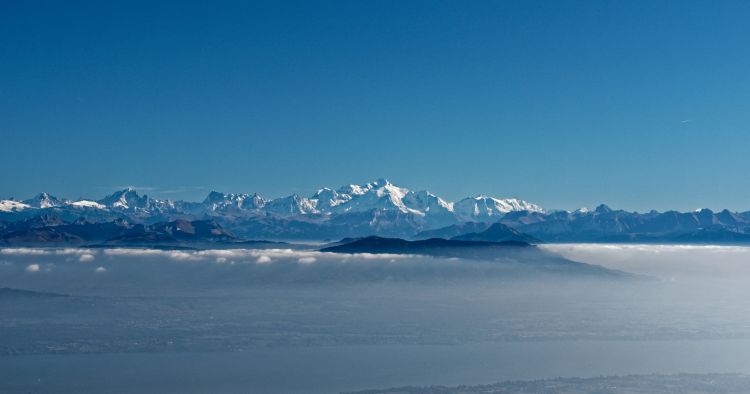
[2,1,749,211]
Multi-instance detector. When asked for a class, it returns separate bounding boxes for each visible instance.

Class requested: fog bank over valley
[2,244,750,393]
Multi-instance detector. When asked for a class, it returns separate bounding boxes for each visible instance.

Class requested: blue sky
[2,1,749,211]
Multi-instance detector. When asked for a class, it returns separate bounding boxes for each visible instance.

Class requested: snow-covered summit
[454,195,544,221]
[96,188,177,214]
[23,192,64,208]
[99,188,150,210]
[402,190,454,213]
[331,179,419,214]
[264,194,318,215]
[311,187,352,211]
[203,191,265,211]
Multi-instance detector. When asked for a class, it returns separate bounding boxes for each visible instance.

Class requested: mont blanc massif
[2,178,749,246]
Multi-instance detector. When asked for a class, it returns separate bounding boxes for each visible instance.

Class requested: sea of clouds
[542,243,750,280]
[0,247,547,295]
[3,244,750,297]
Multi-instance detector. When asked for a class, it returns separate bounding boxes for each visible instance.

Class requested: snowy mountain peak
[203,191,265,211]
[402,190,454,213]
[336,178,391,196]
[311,187,352,210]
[327,179,419,215]
[337,184,368,196]
[375,182,408,198]
[243,193,266,210]
[454,195,544,221]
[23,192,64,208]
[98,188,158,212]
[264,194,318,216]
[203,191,226,205]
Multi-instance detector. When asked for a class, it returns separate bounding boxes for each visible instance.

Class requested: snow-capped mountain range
[193,178,543,220]
[6,178,750,243]
[1,178,542,217]
[0,179,543,239]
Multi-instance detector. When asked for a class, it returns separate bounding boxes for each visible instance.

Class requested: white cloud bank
[2,248,52,256]
[20,244,748,285]
[8,245,750,282]
[1,248,95,256]
[541,243,750,279]
[98,248,409,264]
[1,247,414,265]
[0,247,485,286]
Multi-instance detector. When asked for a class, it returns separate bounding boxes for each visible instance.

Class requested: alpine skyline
[5,178,750,244]
[2,1,750,211]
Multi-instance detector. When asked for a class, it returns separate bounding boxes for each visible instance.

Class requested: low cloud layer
[1,248,95,256]
[5,244,748,297]
[97,247,408,262]
[0,246,573,294]
[542,244,750,280]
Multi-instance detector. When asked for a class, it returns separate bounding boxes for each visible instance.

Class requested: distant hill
[413,222,492,240]
[0,216,238,247]
[450,222,540,243]
[321,236,630,278]
[500,206,750,243]
[103,219,236,245]
[321,236,530,256]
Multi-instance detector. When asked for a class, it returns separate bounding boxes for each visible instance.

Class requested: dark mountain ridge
[451,222,541,243]
[321,236,531,256]
[321,236,630,278]
[0,216,237,247]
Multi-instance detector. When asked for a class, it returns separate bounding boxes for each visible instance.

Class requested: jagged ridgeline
[2,179,750,242]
